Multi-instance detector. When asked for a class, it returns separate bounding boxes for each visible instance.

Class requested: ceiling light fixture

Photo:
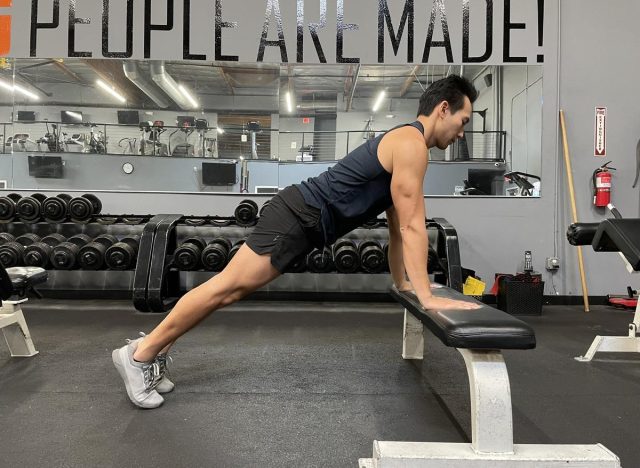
[372,90,386,113]
[178,84,199,109]
[286,91,294,113]
[96,79,126,103]
[0,79,40,101]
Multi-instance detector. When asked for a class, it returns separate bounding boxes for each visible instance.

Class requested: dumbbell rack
[129,215,464,313]
[1,208,464,313]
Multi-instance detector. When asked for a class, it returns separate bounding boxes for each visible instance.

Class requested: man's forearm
[400,224,432,300]
[387,230,407,287]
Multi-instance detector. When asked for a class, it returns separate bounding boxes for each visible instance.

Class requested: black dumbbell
[42,194,73,223]
[68,194,102,223]
[0,233,42,267]
[359,240,385,273]
[173,237,207,271]
[227,239,246,263]
[105,236,139,270]
[234,200,259,227]
[201,237,232,272]
[0,193,22,223]
[333,238,360,273]
[381,242,390,272]
[78,234,119,270]
[307,247,335,273]
[23,233,66,268]
[50,233,93,270]
[15,193,48,223]
[0,232,16,245]
[285,254,307,273]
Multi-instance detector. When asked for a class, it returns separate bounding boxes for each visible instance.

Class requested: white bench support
[359,308,621,467]
[402,310,424,360]
[0,298,38,357]
[576,288,640,362]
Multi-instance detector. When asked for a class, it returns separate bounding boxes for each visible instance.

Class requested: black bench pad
[592,219,640,271]
[1,267,48,299]
[391,285,536,350]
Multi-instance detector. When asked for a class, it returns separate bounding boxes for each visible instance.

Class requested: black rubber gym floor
[0,300,638,467]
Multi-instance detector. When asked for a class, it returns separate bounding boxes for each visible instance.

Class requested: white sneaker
[155,353,175,394]
[112,337,164,409]
[136,332,175,394]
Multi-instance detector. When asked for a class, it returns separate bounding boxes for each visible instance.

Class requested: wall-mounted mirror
[277,64,542,196]
[0,57,14,189]
[2,58,541,197]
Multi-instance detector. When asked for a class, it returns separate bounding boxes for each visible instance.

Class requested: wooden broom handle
[559,110,590,312]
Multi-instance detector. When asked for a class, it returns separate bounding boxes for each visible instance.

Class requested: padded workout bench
[359,284,620,467]
[0,265,47,357]
[568,218,640,361]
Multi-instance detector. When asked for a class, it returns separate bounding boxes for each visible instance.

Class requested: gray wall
[1,152,495,196]
[429,0,640,296]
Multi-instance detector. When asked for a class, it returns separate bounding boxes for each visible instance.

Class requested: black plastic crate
[497,276,544,316]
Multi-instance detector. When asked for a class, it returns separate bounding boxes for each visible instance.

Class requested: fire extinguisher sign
[594,107,607,157]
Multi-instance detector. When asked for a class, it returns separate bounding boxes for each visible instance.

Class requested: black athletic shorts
[246,185,322,273]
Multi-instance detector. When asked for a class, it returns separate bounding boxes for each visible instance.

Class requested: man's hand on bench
[419,295,481,311]
[397,284,481,311]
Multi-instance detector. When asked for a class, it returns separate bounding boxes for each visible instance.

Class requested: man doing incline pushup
[112,75,481,409]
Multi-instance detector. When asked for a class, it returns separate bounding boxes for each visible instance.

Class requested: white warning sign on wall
[594,107,607,157]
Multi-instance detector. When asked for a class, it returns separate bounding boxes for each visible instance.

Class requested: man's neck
[416,115,437,149]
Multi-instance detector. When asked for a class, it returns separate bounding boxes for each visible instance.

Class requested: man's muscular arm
[390,139,479,311]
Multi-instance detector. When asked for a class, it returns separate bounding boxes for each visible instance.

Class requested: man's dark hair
[417,75,478,117]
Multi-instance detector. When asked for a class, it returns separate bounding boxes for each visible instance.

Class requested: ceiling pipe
[345,64,361,112]
[123,61,171,108]
[149,61,191,110]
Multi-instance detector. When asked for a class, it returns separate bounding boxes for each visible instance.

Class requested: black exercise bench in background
[568,215,640,361]
[359,284,620,467]
[0,264,48,357]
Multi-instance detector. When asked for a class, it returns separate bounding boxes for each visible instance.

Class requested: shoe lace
[141,360,163,391]
[155,353,172,381]
[125,332,165,392]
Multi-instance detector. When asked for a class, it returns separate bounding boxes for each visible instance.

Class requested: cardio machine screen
[28,155,64,179]
[202,162,237,186]
[117,110,140,125]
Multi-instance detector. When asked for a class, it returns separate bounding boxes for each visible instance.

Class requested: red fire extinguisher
[592,161,616,207]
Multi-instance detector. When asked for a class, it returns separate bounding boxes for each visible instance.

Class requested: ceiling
[1,58,481,113]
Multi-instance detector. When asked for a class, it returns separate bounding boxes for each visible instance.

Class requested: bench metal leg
[458,349,513,454]
[360,345,620,466]
[402,309,424,360]
[0,300,38,357]
[576,292,640,362]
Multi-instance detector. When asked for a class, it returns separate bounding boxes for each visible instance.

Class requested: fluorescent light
[178,84,199,109]
[65,111,83,121]
[0,79,12,92]
[96,79,126,103]
[14,84,39,101]
[286,91,294,113]
[217,127,225,134]
[372,90,386,112]
[386,114,396,119]
[0,79,39,100]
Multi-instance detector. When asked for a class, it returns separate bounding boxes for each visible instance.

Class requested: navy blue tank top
[296,121,425,245]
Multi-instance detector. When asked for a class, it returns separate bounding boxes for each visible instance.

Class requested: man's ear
[439,101,450,118]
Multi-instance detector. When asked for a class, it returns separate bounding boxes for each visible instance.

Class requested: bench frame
[0,298,38,357]
[359,296,621,467]
[576,254,640,362]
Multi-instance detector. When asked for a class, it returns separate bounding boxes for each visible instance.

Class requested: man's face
[434,97,472,150]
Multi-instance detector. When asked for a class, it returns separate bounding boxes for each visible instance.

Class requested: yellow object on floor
[463,276,486,296]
